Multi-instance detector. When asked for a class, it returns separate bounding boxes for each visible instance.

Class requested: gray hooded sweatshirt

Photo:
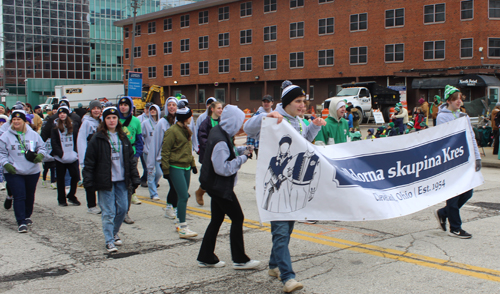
[146,116,175,171]
[141,104,161,156]
[211,105,248,185]
[436,103,480,160]
[77,114,100,166]
[244,103,321,143]
[0,127,47,175]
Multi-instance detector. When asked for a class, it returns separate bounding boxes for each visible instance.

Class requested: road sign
[128,72,143,97]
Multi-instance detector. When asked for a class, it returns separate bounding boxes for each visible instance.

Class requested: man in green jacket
[315,97,350,145]
[117,96,144,224]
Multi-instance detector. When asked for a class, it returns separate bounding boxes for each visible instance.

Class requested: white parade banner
[255,117,484,223]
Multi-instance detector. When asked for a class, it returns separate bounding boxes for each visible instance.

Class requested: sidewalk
[478,146,500,168]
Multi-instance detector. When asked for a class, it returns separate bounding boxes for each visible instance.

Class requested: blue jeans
[269,221,296,283]
[438,189,473,232]
[144,153,162,199]
[98,181,128,245]
[5,173,39,225]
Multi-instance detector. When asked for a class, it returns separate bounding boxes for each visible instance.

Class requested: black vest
[199,125,236,201]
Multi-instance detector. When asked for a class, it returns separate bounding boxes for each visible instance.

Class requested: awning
[411,77,459,89]
[412,75,500,89]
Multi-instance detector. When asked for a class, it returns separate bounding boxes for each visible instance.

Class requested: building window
[148,44,156,56]
[460,38,473,58]
[164,41,172,54]
[199,61,209,75]
[490,0,500,18]
[424,4,445,24]
[318,49,334,66]
[264,0,277,12]
[219,59,230,73]
[290,22,304,38]
[164,64,172,77]
[385,44,404,62]
[125,27,129,38]
[385,8,404,27]
[148,22,156,34]
[264,54,277,70]
[350,13,367,31]
[180,14,190,28]
[219,33,229,47]
[264,25,277,41]
[135,24,141,36]
[133,46,141,58]
[240,2,252,17]
[219,6,229,21]
[125,48,129,59]
[199,36,208,50]
[164,18,172,30]
[318,17,334,35]
[240,29,252,45]
[240,57,252,72]
[424,40,445,60]
[199,11,208,24]
[290,0,304,8]
[180,63,190,76]
[461,1,473,20]
[488,38,500,58]
[180,39,190,52]
[350,47,367,64]
[290,52,304,68]
[148,66,156,78]
[319,0,334,3]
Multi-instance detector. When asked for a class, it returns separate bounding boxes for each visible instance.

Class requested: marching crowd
[1,81,481,293]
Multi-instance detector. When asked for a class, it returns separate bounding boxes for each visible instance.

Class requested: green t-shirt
[119,116,142,154]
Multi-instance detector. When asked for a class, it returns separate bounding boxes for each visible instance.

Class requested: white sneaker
[152,196,160,201]
[50,183,57,189]
[131,193,141,205]
[163,205,176,219]
[283,279,304,293]
[87,207,101,214]
[198,261,226,268]
[178,223,197,239]
[233,260,261,270]
[65,186,70,195]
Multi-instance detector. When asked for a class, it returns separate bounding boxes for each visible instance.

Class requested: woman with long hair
[161,101,198,238]
[147,97,178,218]
[51,106,81,206]
[83,107,140,252]
[0,110,46,232]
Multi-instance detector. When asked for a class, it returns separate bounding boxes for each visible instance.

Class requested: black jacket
[199,125,236,201]
[82,131,140,191]
[197,116,219,163]
[50,122,79,158]
[41,112,81,141]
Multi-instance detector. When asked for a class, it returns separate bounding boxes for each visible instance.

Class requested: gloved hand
[33,153,44,164]
[163,173,170,180]
[191,166,198,174]
[4,163,16,174]
[246,152,253,160]
[476,159,482,172]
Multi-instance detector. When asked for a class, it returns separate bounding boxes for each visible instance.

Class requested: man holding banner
[244,82,326,293]
[433,85,481,239]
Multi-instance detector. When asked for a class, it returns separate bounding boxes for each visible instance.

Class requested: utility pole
[129,0,143,77]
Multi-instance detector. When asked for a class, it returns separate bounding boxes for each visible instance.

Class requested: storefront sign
[459,79,478,86]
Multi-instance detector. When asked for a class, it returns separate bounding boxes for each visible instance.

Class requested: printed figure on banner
[262,135,321,213]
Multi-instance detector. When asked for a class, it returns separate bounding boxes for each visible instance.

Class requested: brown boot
[195,187,205,206]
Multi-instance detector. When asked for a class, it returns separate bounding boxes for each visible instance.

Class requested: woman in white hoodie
[51,106,81,207]
[0,110,46,233]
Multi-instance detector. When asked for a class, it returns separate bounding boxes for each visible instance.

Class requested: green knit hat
[395,102,402,108]
[444,85,459,101]
[395,106,400,112]
[420,121,428,128]
[434,95,441,103]
[388,122,395,128]
[407,121,414,127]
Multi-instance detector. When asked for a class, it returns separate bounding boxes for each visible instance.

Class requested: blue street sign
[128,72,143,97]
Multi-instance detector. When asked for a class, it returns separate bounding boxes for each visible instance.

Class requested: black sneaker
[140,181,148,188]
[25,218,33,226]
[18,224,28,233]
[4,197,12,210]
[58,202,68,207]
[448,229,472,239]
[433,209,446,231]
[68,198,81,206]
[106,243,118,252]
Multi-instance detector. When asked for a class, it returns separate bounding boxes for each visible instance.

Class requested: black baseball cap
[262,94,273,102]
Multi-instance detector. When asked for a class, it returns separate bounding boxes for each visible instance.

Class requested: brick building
[115,0,500,114]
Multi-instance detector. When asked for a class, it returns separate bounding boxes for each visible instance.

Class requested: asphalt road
[1,151,500,293]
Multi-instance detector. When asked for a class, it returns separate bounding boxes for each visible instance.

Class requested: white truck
[40,83,125,110]
[323,81,401,122]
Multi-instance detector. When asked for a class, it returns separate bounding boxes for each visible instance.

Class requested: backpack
[352,110,360,121]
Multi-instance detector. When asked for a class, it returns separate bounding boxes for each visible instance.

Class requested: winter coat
[51,121,79,164]
[82,131,140,191]
[197,116,220,163]
[161,123,196,175]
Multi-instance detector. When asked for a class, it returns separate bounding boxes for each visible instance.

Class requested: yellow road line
[138,195,500,282]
